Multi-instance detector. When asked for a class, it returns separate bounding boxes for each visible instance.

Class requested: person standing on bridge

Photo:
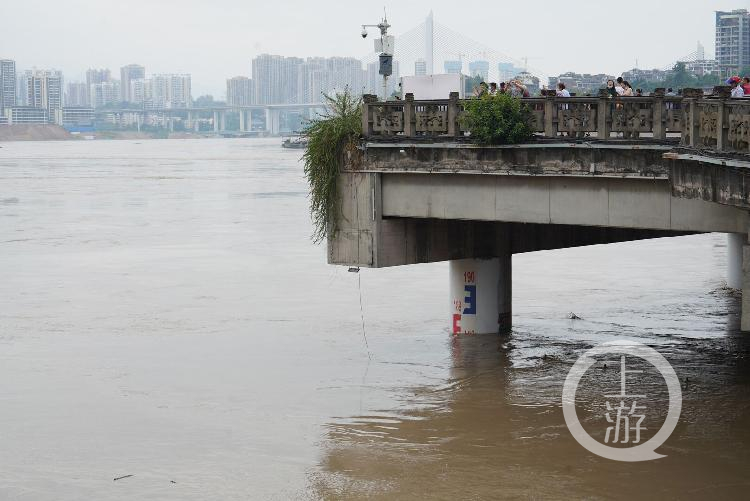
[742,77,750,96]
[606,80,618,98]
[615,77,625,96]
[728,76,745,98]
[556,82,571,97]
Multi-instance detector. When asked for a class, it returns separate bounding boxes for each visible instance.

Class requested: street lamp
[361,13,394,101]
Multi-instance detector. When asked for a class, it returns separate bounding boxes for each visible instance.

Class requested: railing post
[362,94,377,137]
[682,88,702,148]
[652,88,665,141]
[403,93,414,137]
[448,92,460,137]
[597,88,610,140]
[544,93,556,138]
[712,86,731,152]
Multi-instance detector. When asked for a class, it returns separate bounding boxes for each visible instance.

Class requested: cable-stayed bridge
[361,12,549,84]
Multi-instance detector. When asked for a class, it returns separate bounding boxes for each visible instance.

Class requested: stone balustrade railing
[361,88,750,154]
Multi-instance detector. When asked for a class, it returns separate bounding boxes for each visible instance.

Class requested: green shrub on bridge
[302,89,362,243]
[462,94,533,145]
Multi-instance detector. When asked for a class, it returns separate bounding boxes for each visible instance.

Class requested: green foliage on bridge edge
[462,93,533,145]
[302,89,362,243]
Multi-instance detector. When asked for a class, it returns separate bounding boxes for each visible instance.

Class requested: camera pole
[361,12,393,101]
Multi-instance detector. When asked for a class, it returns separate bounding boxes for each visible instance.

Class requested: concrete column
[219,111,226,132]
[264,108,281,135]
[239,109,245,132]
[449,256,511,335]
[742,244,750,332]
[728,233,745,290]
[213,111,219,132]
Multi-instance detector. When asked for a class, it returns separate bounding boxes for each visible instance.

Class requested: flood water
[1,138,749,500]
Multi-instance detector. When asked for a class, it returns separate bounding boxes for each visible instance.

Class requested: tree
[461,93,533,145]
[302,89,362,243]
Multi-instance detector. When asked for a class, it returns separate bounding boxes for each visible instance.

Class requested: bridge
[95,103,327,135]
[328,88,750,334]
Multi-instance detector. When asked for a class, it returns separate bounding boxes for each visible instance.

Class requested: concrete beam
[380,173,747,234]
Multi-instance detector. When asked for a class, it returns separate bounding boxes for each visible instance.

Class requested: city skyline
[1,0,739,97]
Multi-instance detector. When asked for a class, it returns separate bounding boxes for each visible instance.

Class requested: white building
[414,59,427,76]
[90,81,120,108]
[120,64,145,103]
[24,69,63,119]
[55,107,95,127]
[4,106,49,124]
[716,9,750,76]
[252,54,304,104]
[227,76,254,106]
[685,59,721,77]
[66,82,89,106]
[149,74,191,108]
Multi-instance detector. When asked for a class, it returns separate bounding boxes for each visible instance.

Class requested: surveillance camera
[361,29,368,38]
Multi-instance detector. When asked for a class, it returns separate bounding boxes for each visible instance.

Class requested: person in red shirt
[743,77,750,96]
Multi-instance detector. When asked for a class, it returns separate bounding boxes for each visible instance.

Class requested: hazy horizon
[3,0,745,97]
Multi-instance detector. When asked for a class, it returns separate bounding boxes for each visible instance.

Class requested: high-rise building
[16,75,26,105]
[129,78,147,105]
[120,64,145,102]
[25,69,63,118]
[295,57,365,103]
[1,59,17,110]
[716,9,750,76]
[414,59,427,76]
[468,60,489,81]
[297,59,326,104]
[323,57,365,96]
[367,59,399,98]
[444,60,463,74]
[149,74,191,108]
[498,62,523,82]
[252,54,303,104]
[66,82,89,106]
[89,81,120,108]
[226,76,254,106]
[86,68,111,88]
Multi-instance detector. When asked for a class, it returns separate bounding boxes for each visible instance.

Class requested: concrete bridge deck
[328,91,750,333]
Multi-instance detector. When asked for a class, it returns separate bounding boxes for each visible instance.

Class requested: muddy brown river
[1,138,748,499]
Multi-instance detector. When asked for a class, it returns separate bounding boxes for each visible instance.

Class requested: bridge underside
[329,170,747,268]
[329,143,750,332]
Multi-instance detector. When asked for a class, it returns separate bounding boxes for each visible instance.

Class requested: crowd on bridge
[470,74,750,99]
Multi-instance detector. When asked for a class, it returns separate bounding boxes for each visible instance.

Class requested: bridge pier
[265,108,281,136]
[239,109,246,132]
[450,257,512,335]
[728,233,745,290]
[743,241,750,332]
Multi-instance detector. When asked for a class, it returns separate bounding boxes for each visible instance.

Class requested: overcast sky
[2,0,747,97]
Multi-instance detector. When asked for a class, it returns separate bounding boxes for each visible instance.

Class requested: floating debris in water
[568,312,582,320]
[113,474,134,482]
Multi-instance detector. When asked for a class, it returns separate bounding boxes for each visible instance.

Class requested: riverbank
[0,124,73,141]
[0,126,234,142]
